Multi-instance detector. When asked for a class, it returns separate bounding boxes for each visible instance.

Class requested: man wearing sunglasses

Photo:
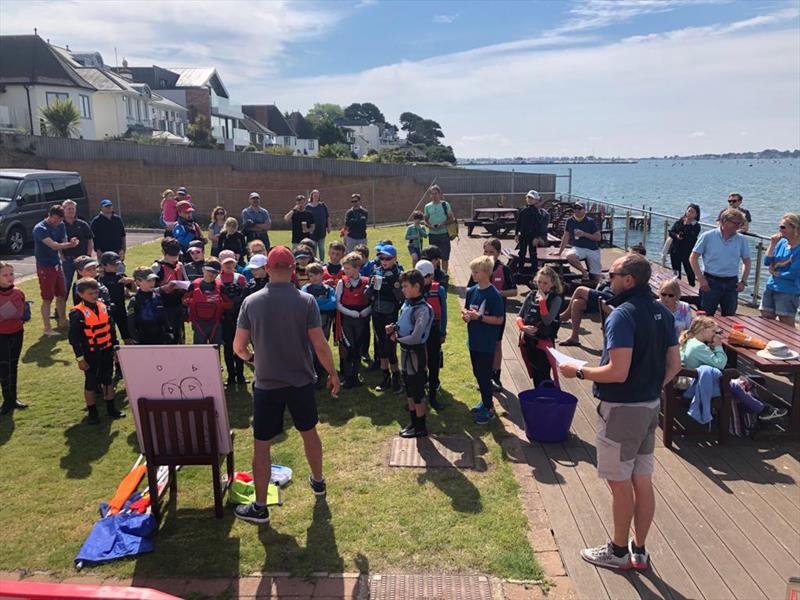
[690,208,751,316]
[560,253,681,572]
[344,193,369,252]
[716,193,751,234]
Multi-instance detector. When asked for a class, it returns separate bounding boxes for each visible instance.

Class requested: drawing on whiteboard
[179,377,204,399]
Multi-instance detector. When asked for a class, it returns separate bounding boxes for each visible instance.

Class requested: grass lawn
[0,226,542,583]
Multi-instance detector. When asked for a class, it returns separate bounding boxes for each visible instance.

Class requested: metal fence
[555,192,773,306]
[0,133,555,194]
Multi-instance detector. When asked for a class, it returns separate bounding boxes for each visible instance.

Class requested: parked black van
[0,169,90,254]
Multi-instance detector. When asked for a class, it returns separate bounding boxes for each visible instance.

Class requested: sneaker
[759,406,788,422]
[470,401,484,414]
[473,406,495,425]
[580,542,632,570]
[308,476,327,497]
[628,540,649,571]
[234,502,270,525]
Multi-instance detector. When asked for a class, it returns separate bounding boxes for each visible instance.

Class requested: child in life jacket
[518,266,564,387]
[242,254,268,300]
[218,250,248,387]
[182,260,233,345]
[152,237,188,344]
[68,278,124,424]
[323,241,346,287]
[127,267,172,345]
[415,260,447,411]
[389,269,433,437]
[303,263,337,386]
[335,252,372,388]
[0,262,31,414]
[467,238,517,389]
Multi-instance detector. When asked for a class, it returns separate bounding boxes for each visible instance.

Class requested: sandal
[560,339,580,347]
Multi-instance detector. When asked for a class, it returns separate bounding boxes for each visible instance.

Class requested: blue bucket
[519,381,578,443]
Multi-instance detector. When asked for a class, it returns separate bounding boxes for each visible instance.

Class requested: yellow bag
[443,201,458,240]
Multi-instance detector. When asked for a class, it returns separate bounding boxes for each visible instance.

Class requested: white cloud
[690,132,706,137]
[0,0,342,84]
[554,0,727,34]
[262,10,800,157]
[433,14,458,24]
[355,0,377,8]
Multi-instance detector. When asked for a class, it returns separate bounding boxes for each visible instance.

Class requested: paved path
[2,230,162,281]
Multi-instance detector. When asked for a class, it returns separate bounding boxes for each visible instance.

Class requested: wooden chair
[661,368,738,449]
[138,397,234,520]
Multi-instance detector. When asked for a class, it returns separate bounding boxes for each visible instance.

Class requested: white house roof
[168,67,229,98]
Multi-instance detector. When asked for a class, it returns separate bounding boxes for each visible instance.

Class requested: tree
[344,102,386,124]
[399,112,444,146]
[315,119,348,146]
[40,98,81,138]
[425,144,456,164]
[186,115,217,149]
[305,103,344,127]
[318,143,353,159]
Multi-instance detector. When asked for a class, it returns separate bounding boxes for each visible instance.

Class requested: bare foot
[560,338,580,347]
[42,329,60,337]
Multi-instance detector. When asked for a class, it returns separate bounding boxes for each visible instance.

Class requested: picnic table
[716,315,800,433]
[649,265,699,305]
[465,207,518,237]
[503,247,572,275]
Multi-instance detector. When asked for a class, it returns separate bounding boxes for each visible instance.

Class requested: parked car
[0,169,90,254]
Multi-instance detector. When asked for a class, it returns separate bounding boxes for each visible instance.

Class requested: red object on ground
[0,580,181,599]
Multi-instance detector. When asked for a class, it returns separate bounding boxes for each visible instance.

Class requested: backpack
[443,201,459,240]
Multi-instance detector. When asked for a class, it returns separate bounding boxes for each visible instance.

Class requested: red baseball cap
[267,246,294,269]
[176,200,194,213]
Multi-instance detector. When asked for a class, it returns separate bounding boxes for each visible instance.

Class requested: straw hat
[756,341,799,361]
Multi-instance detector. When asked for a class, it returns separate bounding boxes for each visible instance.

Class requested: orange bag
[728,329,767,350]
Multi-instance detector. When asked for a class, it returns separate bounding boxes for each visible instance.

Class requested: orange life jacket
[74,301,113,351]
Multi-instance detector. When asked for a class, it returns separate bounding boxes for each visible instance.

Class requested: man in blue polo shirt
[690,208,751,316]
[560,253,681,572]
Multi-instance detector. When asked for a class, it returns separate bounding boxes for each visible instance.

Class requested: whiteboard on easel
[117,345,232,454]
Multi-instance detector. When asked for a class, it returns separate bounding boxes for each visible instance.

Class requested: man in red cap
[233,246,340,525]
[171,200,206,252]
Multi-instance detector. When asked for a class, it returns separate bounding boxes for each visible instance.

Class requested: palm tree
[40,98,81,137]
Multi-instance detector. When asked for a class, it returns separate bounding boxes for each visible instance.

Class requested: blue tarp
[75,513,157,567]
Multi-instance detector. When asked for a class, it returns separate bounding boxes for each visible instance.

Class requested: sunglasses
[728,199,741,204]
[660,292,675,298]
[215,211,225,215]
[715,329,723,335]
[379,256,394,261]
[350,200,359,203]
[608,271,628,279]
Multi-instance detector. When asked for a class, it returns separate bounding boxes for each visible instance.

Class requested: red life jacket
[340,276,370,310]
[323,264,345,286]
[491,261,507,291]
[0,286,26,334]
[155,259,184,284]
[186,279,225,324]
[424,281,442,322]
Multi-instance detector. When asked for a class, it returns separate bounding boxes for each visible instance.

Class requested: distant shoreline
[461,160,638,166]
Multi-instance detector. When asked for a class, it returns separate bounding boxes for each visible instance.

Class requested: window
[136,100,142,121]
[63,176,84,199]
[46,92,69,107]
[126,96,133,118]
[159,78,167,88]
[42,178,72,203]
[16,180,41,206]
[79,95,91,119]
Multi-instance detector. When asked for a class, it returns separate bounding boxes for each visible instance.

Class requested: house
[287,111,318,157]
[118,64,248,150]
[240,115,276,149]
[338,121,402,157]
[242,104,297,151]
[0,34,97,138]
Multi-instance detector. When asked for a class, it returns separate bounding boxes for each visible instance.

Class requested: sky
[2,0,799,158]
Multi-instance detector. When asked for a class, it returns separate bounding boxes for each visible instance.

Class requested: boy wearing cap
[417,260,447,411]
[515,190,549,272]
[183,259,233,344]
[128,267,172,345]
[68,278,125,424]
[183,241,206,280]
[389,269,434,437]
[152,237,188,344]
[243,254,269,298]
[98,251,134,348]
[91,199,126,262]
[323,241,346,286]
[171,201,205,252]
[219,250,248,386]
[558,202,602,283]
[241,192,271,248]
[242,240,267,281]
[294,247,314,288]
[70,256,111,306]
[365,244,405,393]
[335,252,371,388]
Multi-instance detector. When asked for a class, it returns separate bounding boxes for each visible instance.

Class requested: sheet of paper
[547,347,587,368]
[173,280,192,290]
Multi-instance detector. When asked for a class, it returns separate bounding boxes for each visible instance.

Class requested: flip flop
[560,339,580,347]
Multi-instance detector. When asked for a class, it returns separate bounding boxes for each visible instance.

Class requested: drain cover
[388,435,475,468]
[370,574,492,600]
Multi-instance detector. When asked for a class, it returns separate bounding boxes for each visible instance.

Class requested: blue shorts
[760,287,799,317]
[586,289,614,315]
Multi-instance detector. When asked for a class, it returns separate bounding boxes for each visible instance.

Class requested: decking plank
[729,445,800,509]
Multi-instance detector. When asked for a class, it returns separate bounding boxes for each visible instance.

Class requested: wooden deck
[449,229,800,600]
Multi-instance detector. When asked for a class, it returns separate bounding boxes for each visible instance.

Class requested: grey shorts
[596,399,660,481]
